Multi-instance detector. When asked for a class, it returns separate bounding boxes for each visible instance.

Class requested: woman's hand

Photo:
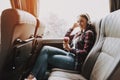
[72,23,79,29]
[25,74,37,80]
[63,37,71,51]
[63,43,71,51]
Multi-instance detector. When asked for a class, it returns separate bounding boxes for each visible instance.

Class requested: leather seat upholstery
[0,16,1,53]
[0,9,37,73]
[48,10,120,80]
[89,9,120,80]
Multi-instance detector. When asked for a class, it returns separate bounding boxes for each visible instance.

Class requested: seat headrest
[0,9,37,72]
[101,9,120,38]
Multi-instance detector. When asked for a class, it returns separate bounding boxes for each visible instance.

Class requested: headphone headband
[78,13,91,24]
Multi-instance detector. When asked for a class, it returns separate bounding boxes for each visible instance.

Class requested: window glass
[0,0,11,15]
[39,0,110,38]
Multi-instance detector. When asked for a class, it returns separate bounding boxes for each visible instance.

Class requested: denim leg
[48,54,75,70]
[31,46,75,80]
[31,47,48,80]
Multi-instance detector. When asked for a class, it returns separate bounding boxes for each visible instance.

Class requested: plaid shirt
[65,24,96,64]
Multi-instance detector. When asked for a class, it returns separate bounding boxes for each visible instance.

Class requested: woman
[25,13,96,80]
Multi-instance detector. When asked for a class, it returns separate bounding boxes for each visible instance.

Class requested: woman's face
[77,16,88,29]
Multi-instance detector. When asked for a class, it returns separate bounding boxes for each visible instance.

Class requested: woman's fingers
[72,23,79,29]
[64,37,70,43]
[63,43,71,51]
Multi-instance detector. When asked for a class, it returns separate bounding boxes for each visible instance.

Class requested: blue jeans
[31,46,75,80]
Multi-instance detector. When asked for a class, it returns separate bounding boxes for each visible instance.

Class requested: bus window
[0,0,11,15]
[39,0,109,38]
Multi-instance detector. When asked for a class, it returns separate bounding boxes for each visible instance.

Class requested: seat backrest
[0,9,37,72]
[81,19,102,78]
[0,16,1,45]
[91,19,102,45]
[83,10,120,80]
[0,16,1,53]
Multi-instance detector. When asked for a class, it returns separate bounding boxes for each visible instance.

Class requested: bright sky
[0,0,11,15]
[39,0,110,25]
[0,0,110,38]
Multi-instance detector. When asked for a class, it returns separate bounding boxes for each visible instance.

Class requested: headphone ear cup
[88,20,91,24]
[85,13,91,24]
[85,13,90,19]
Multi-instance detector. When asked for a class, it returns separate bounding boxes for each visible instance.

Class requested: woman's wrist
[67,46,72,51]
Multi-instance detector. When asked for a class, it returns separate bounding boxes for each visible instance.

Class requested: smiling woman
[39,0,110,38]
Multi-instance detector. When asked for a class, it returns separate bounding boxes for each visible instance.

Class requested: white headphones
[77,13,91,24]
[84,13,91,23]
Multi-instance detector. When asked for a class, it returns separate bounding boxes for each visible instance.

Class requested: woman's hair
[78,13,91,24]
[78,13,96,31]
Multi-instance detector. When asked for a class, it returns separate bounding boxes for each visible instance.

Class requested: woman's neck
[81,28,85,32]
[82,24,88,32]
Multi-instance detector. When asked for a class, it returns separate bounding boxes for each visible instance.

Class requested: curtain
[10,0,39,17]
[110,0,120,12]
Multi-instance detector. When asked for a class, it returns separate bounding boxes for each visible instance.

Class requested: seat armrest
[52,68,80,74]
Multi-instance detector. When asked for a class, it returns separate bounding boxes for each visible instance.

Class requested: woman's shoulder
[88,24,95,30]
[85,24,96,35]
[87,24,94,30]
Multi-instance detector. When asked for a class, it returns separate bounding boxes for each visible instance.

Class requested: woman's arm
[65,28,74,41]
[65,23,79,41]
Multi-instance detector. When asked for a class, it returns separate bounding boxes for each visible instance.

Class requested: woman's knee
[41,46,52,53]
[39,46,50,56]
[40,46,56,55]
[42,46,50,50]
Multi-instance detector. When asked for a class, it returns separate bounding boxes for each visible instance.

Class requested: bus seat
[91,19,102,45]
[0,16,1,53]
[48,10,120,80]
[0,9,37,73]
